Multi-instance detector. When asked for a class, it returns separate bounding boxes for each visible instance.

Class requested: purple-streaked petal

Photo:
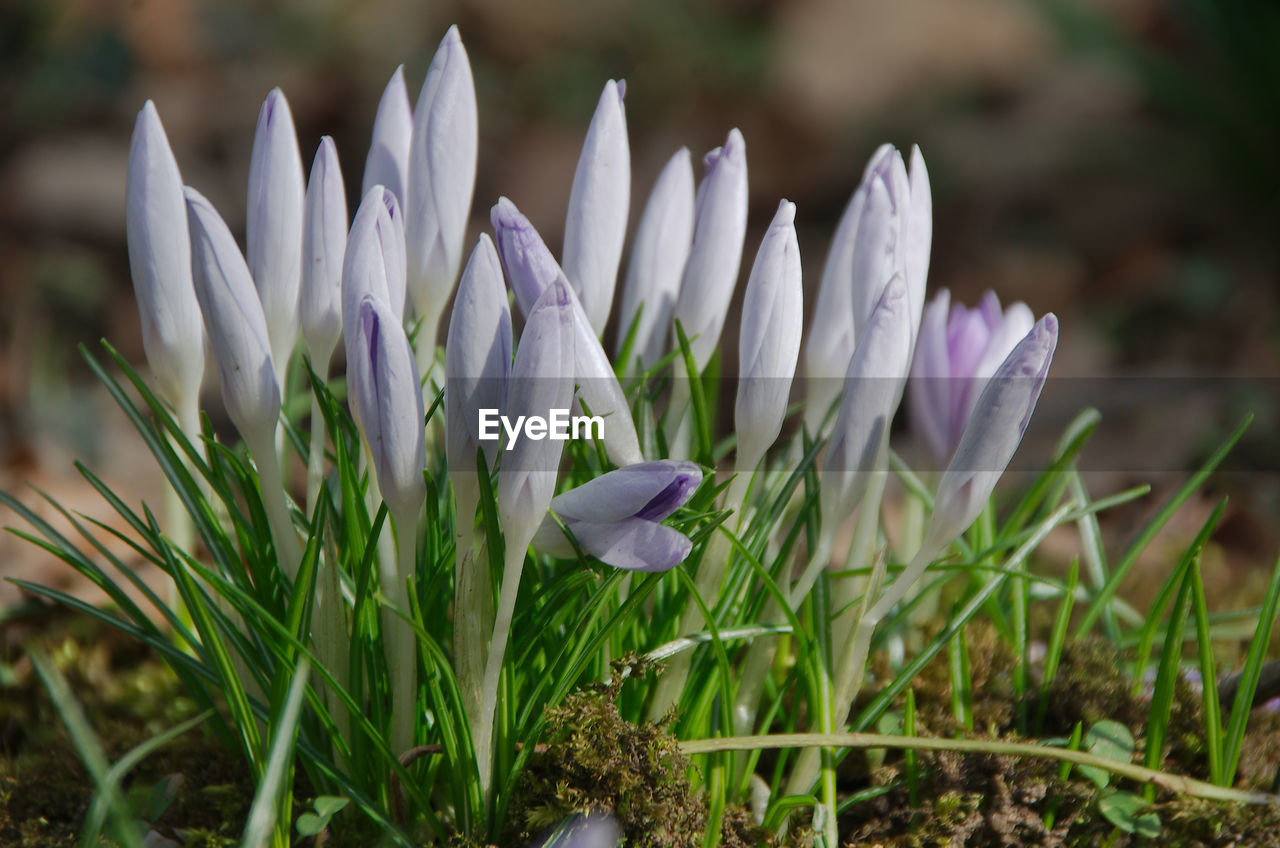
[563,79,630,334]
[568,518,693,572]
[126,101,205,407]
[908,288,953,464]
[362,65,413,206]
[548,460,702,524]
[491,196,559,317]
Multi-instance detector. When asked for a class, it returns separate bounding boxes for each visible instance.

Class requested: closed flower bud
[563,79,630,335]
[446,234,512,474]
[377,188,408,320]
[672,129,749,373]
[909,289,1035,465]
[850,146,910,345]
[126,101,205,408]
[531,460,702,572]
[349,294,427,521]
[904,145,933,335]
[300,136,347,364]
[616,148,695,370]
[362,65,413,207]
[406,25,477,332]
[497,279,576,550]
[820,274,913,528]
[735,200,803,468]
[185,187,280,442]
[923,314,1058,555]
[246,88,305,382]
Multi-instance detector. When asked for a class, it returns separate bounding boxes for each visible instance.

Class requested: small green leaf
[1099,790,1161,837]
[295,795,349,837]
[1080,720,1134,789]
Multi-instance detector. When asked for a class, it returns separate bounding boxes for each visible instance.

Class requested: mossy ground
[4,613,1280,847]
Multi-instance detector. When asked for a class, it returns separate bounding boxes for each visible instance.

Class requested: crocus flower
[184,187,280,444]
[615,148,695,371]
[342,187,399,386]
[446,233,512,476]
[246,88,305,385]
[908,289,1035,466]
[126,101,205,415]
[491,198,644,467]
[921,314,1058,556]
[300,136,347,368]
[349,294,427,522]
[904,145,933,334]
[362,65,413,206]
[497,278,576,553]
[377,188,408,321]
[531,460,701,572]
[849,146,910,347]
[820,274,914,529]
[562,79,630,335]
[672,129,749,374]
[406,25,477,354]
[735,200,803,470]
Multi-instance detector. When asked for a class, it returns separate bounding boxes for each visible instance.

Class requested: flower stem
[476,538,528,800]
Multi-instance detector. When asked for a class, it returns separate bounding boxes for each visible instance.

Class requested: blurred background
[2,0,1279,613]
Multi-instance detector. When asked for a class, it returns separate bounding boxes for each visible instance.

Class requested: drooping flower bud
[497,279,576,551]
[616,148,695,371]
[562,79,630,335]
[446,234,512,475]
[908,289,1035,465]
[672,129,749,373]
[246,88,305,384]
[362,65,413,207]
[300,136,347,366]
[349,294,427,521]
[185,187,280,442]
[735,200,803,469]
[922,315,1058,555]
[531,461,702,572]
[126,101,205,409]
[406,25,477,338]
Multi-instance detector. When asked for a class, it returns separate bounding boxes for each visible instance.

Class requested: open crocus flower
[531,460,702,572]
[909,289,1036,466]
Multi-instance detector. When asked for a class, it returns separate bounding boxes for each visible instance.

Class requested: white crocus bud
[362,65,413,206]
[126,101,205,415]
[246,88,305,386]
[300,136,347,367]
[820,274,914,530]
[849,146,910,345]
[922,314,1058,557]
[184,187,280,444]
[563,79,630,335]
[342,187,398,424]
[801,143,890,432]
[349,295,426,521]
[406,25,478,360]
[446,234,512,477]
[672,129,749,374]
[377,188,408,321]
[616,148,695,371]
[735,200,803,471]
[904,145,933,335]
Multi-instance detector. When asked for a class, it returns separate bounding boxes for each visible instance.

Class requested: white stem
[388,504,420,756]
[304,345,334,517]
[476,539,530,800]
[663,378,693,459]
[245,427,302,580]
[451,475,491,771]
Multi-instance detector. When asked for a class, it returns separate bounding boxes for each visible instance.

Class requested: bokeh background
[2,0,1279,613]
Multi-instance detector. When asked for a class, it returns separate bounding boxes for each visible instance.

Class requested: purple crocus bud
[446,234,512,474]
[922,314,1058,555]
[406,25,477,341]
[300,136,347,366]
[362,65,413,206]
[491,199,643,467]
[377,188,408,320]
[850,146,910,346]
[563,79,630,335]
[616,147,695,370]
[735,200,803,469]
[126,101,205,410]
[908,289,1035,465]
[349,294,426,521]
[342,187,397,415]
[801,144,891,432]
[184,187,280,442]
[246,88,305,384]
[531,460,702,572]
[820,274,913,529]
[497,279,576,551]
[672,129,749,373]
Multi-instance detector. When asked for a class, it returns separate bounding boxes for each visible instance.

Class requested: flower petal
[548,460,702,523]
[362,65,413,206]
[300,136,347,363]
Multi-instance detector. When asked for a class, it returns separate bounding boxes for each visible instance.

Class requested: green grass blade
[1223,547,1280,784]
